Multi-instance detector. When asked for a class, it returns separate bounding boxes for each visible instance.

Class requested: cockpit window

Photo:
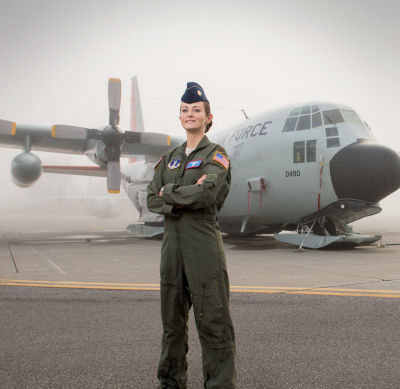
[327,137,340,148]
[312,112,322,128]
[283,117,298,132]
[293,141,305,163]
[325,127,338,137]
[284,105,320,132]
[289,107,301,116]
[341,110,362,124]
[323,110,344,125]
[323,109,363,125]
[297,115,311,131]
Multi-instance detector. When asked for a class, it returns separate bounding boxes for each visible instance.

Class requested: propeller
[51,78,172,194]
[52,78,123,193]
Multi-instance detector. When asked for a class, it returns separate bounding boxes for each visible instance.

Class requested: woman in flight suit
[147,82,236,389]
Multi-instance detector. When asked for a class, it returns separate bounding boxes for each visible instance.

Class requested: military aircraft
[1,78,399,249]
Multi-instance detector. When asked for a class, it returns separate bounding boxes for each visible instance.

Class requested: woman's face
[179,102,213,133]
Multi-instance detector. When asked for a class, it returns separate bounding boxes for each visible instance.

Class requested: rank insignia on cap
[154,155,163,170]
[212,151,229,170]
[185,159,203,169]
[181,82,209,104]
[168,158,181,169]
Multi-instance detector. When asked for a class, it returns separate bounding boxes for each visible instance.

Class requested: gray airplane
[1,78,399,249]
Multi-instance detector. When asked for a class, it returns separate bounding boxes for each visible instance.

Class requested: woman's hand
[197,174,207,185]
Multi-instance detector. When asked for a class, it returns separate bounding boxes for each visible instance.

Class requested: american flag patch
[212,151,229,170]
[154,155,163,170]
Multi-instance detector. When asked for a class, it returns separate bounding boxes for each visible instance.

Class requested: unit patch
[212,151,230,170]
[168,159,181,169]
[185,159,203,169]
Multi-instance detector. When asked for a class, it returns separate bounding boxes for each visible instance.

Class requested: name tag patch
[168,159,181,169]
[186,159,203,169]
[213,151,229,170]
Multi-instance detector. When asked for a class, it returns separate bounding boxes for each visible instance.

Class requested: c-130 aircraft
[0,78,399,249]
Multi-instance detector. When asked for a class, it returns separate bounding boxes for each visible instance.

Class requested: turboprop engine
[11,152,42,187]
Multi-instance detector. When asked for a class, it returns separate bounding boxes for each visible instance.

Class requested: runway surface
[1,215,400,388]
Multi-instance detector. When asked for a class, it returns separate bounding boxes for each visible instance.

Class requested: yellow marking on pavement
[51,125,56,137]
[109,78,121,83]
[1,279,400,298]
[0,279,159,287]
[231,285,400,293]
[11,122,17,135]
[108,189,120,194]
[1,282,159,291]
[231,285,307,290]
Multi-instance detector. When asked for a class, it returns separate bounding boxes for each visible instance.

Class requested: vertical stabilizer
[130,76,145,132]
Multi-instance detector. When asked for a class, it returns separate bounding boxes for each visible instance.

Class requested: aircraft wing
[0,120,180,158]
[0,122,87,154]
[0,78,182,193]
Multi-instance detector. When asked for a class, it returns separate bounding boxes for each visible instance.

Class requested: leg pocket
[197,275,231,347]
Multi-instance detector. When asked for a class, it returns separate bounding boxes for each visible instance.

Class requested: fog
[0,0,399,230]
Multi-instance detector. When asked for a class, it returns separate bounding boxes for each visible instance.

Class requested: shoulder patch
[168,158,182,169]
[154,155,163,170]
[212,150,230,170]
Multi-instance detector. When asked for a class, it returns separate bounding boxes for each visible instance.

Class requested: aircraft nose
[329,140,400,203]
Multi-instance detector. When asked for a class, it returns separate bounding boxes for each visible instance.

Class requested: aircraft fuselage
[121,102,400,236]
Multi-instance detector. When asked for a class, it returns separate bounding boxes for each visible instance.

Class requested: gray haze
[0,0,399,228]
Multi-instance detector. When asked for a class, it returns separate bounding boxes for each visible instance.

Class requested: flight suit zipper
[200,284,205,319]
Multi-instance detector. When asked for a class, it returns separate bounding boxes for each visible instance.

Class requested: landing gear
[275,217,381,249]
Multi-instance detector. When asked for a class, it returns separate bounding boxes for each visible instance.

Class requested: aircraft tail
[129,76,144,163]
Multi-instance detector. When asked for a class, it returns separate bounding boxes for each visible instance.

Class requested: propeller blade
[108,78,121,127]
[124,131,171,146]
[51,125,87,139]
[86,128,103,140]
[107,160,121,193]
[0,119,17,135]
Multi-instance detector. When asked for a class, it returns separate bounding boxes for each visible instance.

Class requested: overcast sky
[0,0,399,223]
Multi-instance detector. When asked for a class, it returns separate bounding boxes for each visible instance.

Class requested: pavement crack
[300,279,395,291]
[1,233,19,273]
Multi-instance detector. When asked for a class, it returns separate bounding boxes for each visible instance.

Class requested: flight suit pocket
[163,168,180,185]
[197,275,228,347]
[182,167,203,186]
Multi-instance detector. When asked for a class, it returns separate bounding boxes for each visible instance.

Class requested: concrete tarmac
[1,215,400,388]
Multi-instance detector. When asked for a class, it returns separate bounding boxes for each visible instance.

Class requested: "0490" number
[285,170,301,177]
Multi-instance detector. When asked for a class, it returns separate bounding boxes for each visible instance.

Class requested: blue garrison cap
[181,82,209,104]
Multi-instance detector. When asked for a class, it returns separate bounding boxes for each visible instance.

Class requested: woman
[147,82,236,389]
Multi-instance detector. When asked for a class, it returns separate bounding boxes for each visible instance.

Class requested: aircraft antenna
[241,109,250,120]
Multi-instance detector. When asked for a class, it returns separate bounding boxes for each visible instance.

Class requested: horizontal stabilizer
[274,232,381,249]
[43,165,107,177]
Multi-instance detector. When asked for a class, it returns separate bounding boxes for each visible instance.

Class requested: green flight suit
[147,135,236,389]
